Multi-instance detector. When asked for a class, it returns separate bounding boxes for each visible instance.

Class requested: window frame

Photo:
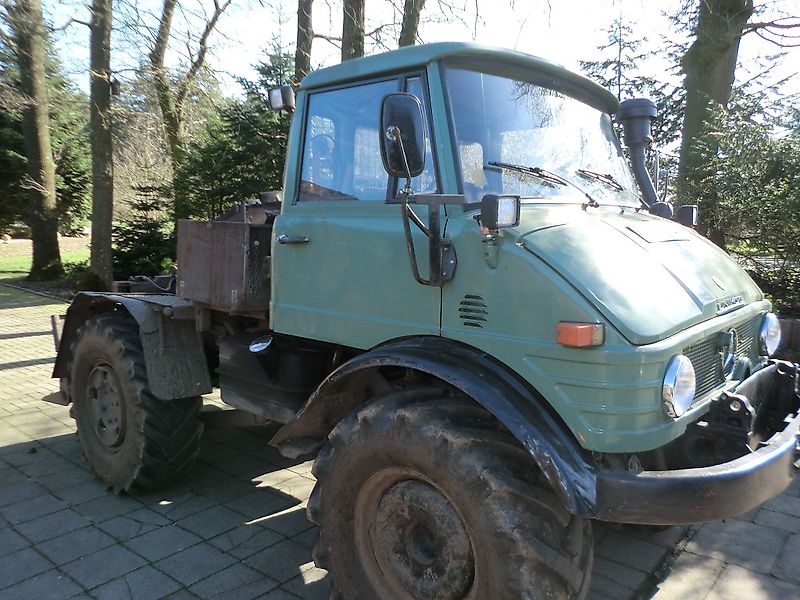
[439,59,618,200]
[295,75,400,204]
[294,71,440,205]
[388,72,441,201]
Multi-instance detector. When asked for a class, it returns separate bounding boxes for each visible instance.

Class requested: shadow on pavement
[0,423,331,599]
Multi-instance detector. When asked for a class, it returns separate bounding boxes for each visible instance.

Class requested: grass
[0,238,91,299]
[0,237,91,279]
[0,248,90,279]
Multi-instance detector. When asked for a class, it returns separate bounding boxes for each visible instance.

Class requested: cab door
[271,75,441,349]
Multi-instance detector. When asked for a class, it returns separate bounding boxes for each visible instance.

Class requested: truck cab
[51,43,798,600]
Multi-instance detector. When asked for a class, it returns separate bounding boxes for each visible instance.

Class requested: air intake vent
[459,295,488,328]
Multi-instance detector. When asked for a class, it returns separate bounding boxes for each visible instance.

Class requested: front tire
[308,388,593,599]
[70,313,203,492]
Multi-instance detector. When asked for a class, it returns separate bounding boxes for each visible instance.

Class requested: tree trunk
[295,0,313,82]
[89,0,114,287]
[399,0,426,47]
[150,0,185,176]
[9,0,62,279]
[676,0,754,245]
[147,0,229,219]
[341,0,364,61]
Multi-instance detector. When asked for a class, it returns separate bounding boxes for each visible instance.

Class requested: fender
[271,336,597,516]
[52,292,212,401]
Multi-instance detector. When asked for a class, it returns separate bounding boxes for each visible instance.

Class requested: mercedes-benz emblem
[721,328,738,377]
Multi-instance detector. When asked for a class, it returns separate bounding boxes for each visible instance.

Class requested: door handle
[277,234,310,245]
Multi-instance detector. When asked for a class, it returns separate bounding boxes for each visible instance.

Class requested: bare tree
[399,0,426,47]
[341,0,364,60]
[4,0,62,280]
[295,0,313,82]
[90,0,114,286]
[147,0,231,192]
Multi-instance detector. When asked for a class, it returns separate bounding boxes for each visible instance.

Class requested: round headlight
[662,355,696,418]
[759,312,782,357]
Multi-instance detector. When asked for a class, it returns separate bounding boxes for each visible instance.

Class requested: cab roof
[299,42,619,114]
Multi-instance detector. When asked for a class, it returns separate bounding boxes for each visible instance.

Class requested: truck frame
[50,43,799,599]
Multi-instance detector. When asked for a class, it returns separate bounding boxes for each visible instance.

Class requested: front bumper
[592,362,800,525]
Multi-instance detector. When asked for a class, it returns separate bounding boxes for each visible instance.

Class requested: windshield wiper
[487,161,569,187]
[576,168,624,191]
[486,161,600,208]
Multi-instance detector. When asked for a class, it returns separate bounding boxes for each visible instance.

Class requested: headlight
[662,355,696,418]
[759,312,782,357]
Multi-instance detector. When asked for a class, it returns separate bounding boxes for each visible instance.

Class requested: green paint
[272,44,770,453]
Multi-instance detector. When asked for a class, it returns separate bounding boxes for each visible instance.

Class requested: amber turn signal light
[556,322,605,347]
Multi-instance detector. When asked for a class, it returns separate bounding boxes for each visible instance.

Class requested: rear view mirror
[379,93,426,179]
[676,204,698,228]
[268,85,295,112]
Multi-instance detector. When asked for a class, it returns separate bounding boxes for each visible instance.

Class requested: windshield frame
[439,59,641,210]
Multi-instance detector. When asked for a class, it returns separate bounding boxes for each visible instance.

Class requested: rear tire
[308,388,593,599]
[70,313,203,492]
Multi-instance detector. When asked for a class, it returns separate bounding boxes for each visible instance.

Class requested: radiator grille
[683,316,759,401]
[458,295,488,328]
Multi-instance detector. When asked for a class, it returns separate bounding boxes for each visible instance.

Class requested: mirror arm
[388,126,414,195]
[428,207,443,284]
[406,205,431,238]
[401,196,433,286]
[389,122,446,287]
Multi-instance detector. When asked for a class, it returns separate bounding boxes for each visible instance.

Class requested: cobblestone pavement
[1,283,798,599]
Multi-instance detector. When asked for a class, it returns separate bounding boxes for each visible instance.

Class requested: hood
[517,208,762,345]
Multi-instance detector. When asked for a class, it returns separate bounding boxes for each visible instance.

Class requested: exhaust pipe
[615,98,658,208]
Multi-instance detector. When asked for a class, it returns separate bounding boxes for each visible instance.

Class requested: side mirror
[676,204,698,228]
[379,93,426,179]
[268,85,295,112]
[481,194,520,230]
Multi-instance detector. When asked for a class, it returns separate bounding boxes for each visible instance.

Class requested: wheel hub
[366,478,474,599]
[86,365,125,448]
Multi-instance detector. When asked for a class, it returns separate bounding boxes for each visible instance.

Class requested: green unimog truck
[50,43,798,598]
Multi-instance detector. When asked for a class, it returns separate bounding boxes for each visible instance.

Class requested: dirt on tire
[308,388,593,599]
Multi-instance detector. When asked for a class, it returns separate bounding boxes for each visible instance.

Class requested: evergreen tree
[175,53,292,220]
[0,12,90,239]
[698,95,800,314]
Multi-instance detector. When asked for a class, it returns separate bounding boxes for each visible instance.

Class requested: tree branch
[175,0,232,115]
[314,32,342,48]
[53,17,91,32]
[742,18,800,33]
[750,27,800,48]
[150,0,176,69]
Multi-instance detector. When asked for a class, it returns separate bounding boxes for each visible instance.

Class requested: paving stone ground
[1,282,798,599]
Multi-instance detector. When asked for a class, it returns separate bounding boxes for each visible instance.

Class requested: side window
[401,77,437,195]
[299,79,399,202]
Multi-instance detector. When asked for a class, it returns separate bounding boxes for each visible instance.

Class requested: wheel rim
[355,470,475,599]
[85,364,125,449]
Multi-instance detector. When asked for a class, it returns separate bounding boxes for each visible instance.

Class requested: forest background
[1,0,798,313]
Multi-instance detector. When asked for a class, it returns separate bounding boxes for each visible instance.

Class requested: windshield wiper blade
[487,161,569,187]
[576,168,624,191]
[487,161,600,209]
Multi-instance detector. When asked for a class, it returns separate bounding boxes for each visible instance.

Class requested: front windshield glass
[444,67,640,207]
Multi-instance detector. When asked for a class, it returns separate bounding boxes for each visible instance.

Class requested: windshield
[444,67,640,207]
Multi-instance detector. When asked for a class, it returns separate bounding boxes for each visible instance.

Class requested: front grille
[682,316,759,401]
[737,318,758,358]
[683,339,724,400]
